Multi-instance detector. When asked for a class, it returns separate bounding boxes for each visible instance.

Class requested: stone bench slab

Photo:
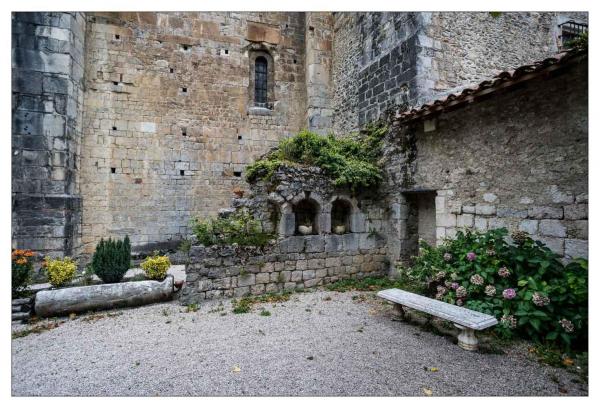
[378,288,498,330]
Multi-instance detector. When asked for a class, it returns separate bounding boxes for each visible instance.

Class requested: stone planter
[34,275,175,318]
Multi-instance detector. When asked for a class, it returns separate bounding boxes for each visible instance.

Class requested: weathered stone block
[528,206,563,219]
[325,257,341,267]
[474,217,487,231]
[437,213,456,227]
[250,284,265,295]
[256,272,270,284]
[302,270,316,280]
[497,207,528,218]
[519,219,538,235]
[539,220,566,238]
[291,270,303,282]
[564,204,587,220]
[305,236,325,253]
[304,278,318,288]
[237,274,255,287]
[457,214,474,228]
[325,235,343,252]
[533,236,564,256]
[342,234,359,251]
[350,213,366,232]
[565,239,587,259]
[308,258,325,269]
[475,204,496,216]
[234,286,250,297]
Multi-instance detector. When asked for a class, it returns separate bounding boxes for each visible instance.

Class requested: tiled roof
[396,48,587,123]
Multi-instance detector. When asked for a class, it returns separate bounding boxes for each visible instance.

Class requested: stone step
[12,312,30,321]
[12,298,31,306]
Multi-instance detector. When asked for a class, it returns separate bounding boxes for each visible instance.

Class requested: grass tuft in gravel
[231,292,291,314]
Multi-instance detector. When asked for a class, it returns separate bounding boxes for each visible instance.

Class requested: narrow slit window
[254,56,268,107]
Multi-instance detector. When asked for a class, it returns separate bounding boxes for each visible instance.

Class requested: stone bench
[377,288,498,351]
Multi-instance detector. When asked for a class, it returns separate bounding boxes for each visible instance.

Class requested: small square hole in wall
[115,34,120,40]
[182,128,187,136]
[181,44,189,51]
[224,49,229,55]
[111,167,116,174]
[237,135,242,140]
[182,87,187,93]
[180,170,185,176]
[233,171,242,177]
[112,126,117,131]
[113,81,119,86]
[293,59,297,64]
[170,68,174,73]
[285,24,289,28]
[309,26,315,32]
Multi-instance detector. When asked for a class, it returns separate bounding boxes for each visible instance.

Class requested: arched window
[331,199,352,234]
[293,198,319,235]
[254,56,268,107]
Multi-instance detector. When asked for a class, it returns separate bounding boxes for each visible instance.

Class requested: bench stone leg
[392,303,406,321]
[454,324,478,351]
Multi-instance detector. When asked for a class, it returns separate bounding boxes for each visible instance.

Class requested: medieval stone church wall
[78,12,308,253]
[12,12,87,258]
[331,12,588,135]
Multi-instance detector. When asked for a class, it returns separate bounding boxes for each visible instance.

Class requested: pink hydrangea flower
[451,282,459,290]
[466,252,476,261]
[456,286,467,298]
[470,274,484,286]
[532,292,550,307]
[559,319,575,333]
[498,266,511,278]
[502,288,517,300]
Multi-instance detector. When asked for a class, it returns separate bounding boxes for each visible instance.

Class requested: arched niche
[331,198,352,234]
[293,198,320,235]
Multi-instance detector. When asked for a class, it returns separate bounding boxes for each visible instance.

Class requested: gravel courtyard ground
[11,290,587,396]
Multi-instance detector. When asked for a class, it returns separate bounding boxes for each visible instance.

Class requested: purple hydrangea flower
[451,282,460,290]
[466,252,476,261]
[502,288,517,300]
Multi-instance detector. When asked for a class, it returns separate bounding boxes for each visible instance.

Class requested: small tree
[92,235,131,283]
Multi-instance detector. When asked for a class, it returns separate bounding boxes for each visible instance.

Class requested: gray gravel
[11,290,587,396]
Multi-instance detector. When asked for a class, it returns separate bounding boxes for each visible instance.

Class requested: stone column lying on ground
[34,276,174,318]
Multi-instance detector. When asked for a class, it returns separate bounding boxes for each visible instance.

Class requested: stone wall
[384,58,588,265]
[331,12,588,135]
[79,12,308,253]
[12,12,86,258]
[305,12,333,133]
[181,234,387,303]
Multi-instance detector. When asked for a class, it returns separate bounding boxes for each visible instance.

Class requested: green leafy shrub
[44,256,77,287]
[12,249,35,295]
[246,124,387,191]
[92,236,131,283]
[402,228,588,350]
[192,209,274,247]
[141,253,171,280]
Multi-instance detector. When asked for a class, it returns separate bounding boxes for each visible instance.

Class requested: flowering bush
[12,249,35,295]
[141,254,171,280]
[403,228,588,350]
[44,257,77,287]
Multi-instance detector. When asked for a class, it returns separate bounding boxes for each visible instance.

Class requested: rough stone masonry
[12,11,588,268]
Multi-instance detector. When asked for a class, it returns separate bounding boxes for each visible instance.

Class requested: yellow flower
[45,256,77,287]
[141,255,171,280]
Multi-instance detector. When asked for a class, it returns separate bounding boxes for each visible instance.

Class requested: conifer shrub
[91,236,131,283]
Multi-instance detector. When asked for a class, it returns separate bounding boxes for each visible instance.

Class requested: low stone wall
[181,233,387,304]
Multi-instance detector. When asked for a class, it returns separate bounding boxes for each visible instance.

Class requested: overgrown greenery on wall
[246,124,388,191]
[399,228,588,351]
[192,209,274,247]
